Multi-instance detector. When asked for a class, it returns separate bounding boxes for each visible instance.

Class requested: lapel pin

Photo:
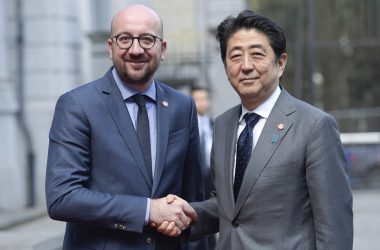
[161,101,168,107]
[277,123,285,130]
[272,134,280,143]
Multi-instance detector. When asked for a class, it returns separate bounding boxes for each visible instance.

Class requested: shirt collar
[112,67,156,102]
[239,85,281,123]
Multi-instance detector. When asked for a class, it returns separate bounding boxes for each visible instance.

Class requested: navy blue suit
[46,68,205,250]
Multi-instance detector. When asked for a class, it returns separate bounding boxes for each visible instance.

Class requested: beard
[120,66,152,86]
[114,56,159,87]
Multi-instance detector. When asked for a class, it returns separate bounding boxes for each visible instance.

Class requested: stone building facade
[0,0,246,210]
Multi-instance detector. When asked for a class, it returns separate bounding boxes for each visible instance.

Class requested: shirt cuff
[145,198,151,225]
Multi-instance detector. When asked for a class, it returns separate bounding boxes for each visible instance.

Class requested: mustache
[123,55,148,63]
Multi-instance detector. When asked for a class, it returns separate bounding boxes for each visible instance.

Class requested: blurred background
[0,0,379,249]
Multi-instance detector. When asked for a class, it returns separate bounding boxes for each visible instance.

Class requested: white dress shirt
[112,68,157,224]
[198,114,213,168]
[233,86,281,181]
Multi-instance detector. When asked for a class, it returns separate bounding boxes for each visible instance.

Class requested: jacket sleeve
[180,97,208,249]
[188,124,219,240]
[45,91,147,233]
[305,113,353,249]
[180,97,205,202]
[189,197,219,240]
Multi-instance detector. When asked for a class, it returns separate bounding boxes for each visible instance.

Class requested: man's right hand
[149,196,196,237]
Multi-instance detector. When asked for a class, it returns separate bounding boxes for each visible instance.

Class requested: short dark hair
[191,86,210,94]
[216,10,286,64]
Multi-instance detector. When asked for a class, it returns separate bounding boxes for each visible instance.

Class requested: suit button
[146,237,152,244]
[232,220,239,228]
[114,224,119,229]
[122,225,127,231]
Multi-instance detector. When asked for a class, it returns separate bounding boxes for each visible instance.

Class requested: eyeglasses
[112,34,163,50]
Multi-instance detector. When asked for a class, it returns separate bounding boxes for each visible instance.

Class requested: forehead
[112,8,161,35]
[227,28,272,52]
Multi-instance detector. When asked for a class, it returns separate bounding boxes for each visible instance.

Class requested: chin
[239,87,260,97]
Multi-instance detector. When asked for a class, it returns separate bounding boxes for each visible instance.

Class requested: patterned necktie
[133,94,153,183]
[233,112,260,202]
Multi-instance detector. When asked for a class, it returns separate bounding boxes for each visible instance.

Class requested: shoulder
[280,89,338,133]
[214,105,240,124]
[156,80,193,105]
[280,88,334,122]
[156,80,190,99]
[296,98,334,125]
[58,72,110,105]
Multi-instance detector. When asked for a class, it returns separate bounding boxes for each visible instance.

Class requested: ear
[224,61,230,79]
[277,53,287,78]
[225,67,232,84]
[107,38,113,59]
[160,40,167,61]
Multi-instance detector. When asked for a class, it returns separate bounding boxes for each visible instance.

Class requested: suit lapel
[152,82,170,195]
[234,89,296,214]
[222,106,241,213]
[99,70,153,190]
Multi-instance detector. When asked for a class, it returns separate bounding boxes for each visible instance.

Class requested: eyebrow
[229,44,267,53]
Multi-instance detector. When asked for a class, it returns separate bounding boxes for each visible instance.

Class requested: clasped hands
[149,195,193,237]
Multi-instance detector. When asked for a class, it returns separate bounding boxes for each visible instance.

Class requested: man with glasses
[45,4,206,250]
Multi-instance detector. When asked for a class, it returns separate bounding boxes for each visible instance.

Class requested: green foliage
[248,0,380,132]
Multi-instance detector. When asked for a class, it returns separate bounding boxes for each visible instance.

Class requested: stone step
[0,208,64,250]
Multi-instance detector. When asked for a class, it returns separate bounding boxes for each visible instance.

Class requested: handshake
[149,194,195,237]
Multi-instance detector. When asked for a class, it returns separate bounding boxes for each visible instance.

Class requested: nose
[128,39,145,55]
[241,54,254,72]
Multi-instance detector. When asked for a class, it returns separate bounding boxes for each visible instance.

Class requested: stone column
[0,0,28,209]
[205,0,247,116]
[22,0,81,206]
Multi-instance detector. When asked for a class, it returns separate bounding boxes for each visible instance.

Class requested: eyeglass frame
[111,33,163,50]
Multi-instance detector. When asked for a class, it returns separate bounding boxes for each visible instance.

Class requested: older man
[159,10,353,250]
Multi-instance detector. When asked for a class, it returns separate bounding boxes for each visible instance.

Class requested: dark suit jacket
[199,115,214,199]
[191,88,353,250]
[45,68,206,250]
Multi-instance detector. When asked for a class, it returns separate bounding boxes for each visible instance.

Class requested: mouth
[127,59,147,64]
[126,59,148,68]
[240,77,258,84]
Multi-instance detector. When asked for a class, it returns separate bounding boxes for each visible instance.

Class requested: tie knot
[244,112,260,128]
[132,94,147,107]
